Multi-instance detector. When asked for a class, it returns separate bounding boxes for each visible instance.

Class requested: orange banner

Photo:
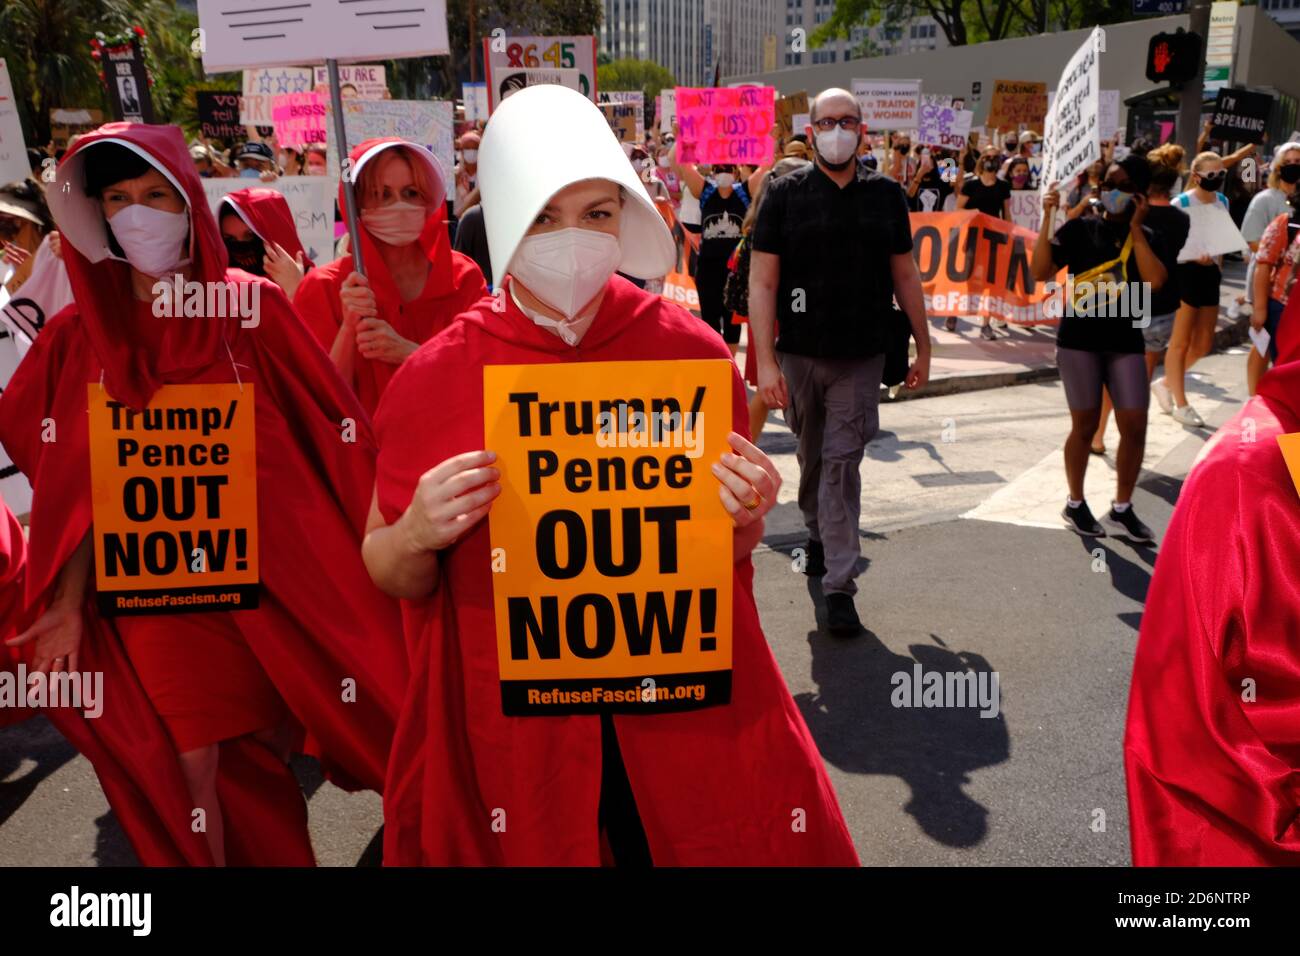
[910,210,1064,325]
[483,360,734,716]
[88,383,259,616]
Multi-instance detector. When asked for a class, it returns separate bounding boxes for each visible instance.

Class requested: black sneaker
[1103,506,1155,544]
[825,593,862,636]
[802,539,826,576]
[1062,500,1106,536]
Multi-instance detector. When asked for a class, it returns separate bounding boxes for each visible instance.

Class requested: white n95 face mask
[815,127,859,165]
[107,203,191,277]
[509,227,622,322]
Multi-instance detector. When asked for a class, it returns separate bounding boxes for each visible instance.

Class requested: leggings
[1057,347,1149,411]
[694,256,742,344]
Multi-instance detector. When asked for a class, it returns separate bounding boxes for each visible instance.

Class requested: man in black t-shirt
[749,87,931,636]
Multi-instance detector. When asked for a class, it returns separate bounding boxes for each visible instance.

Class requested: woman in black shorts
[1032,155,1168,542]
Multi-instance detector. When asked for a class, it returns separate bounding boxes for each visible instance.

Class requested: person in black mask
[906,145,953,213]
[955,146,1013,337]
[218,189,309,298]
[1032,155,1168,544]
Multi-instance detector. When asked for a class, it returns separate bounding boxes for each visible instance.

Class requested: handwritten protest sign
[775,91,809,139]
[600,102,639,144]
[0,60,30,185]
[203,176,335,264]
[1009,190,1043,232]
[599,91,645,141]
[88,383,259,616]
[986,81,1047,134]
[675,86,775,165]
[917,95,973,149]
[241,68,313,126]
[484,360,734,716]
[313,64,386,99]
[462,82,488,123]
[324,99,455,185]
[197,91,243,143]
[484,35,597,112]
[272,92,327,148]
[197,0,449,73]
[852,79,921,130]
[911,210,1064,325]
[1040,27,1103,196]
[660,88,676,132]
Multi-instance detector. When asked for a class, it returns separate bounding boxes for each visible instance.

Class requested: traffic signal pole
[1176,0,1213,156]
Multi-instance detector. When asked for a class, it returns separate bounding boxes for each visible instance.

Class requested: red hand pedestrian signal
[1146,30,1200,84]
[1153,42,1171,76]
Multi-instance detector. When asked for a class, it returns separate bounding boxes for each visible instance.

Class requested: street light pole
[1176,0,1212,156]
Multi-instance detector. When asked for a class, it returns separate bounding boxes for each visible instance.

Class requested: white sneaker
[992,318,1008,329]
[1171,404,1205,427]
[1150,378,1173,415]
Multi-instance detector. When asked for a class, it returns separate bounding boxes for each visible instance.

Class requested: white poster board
[484,36,597,112]
[852,79,922,130]
[660,89,676,133]
[325,99,455,187]
[242,67,314,126]
[1009,190,1041,232]
[203,176,336,265]
[0,59,31,186]
[463,82,488,123]
[1040,27,1103,196]
[496,68,582,106]
[0,263,32,515]
[917,95,972,149]
[197,0,448,72]
[1177,202,1249,262]
[313,65,386,99]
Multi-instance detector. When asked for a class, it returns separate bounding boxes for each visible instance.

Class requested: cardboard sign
[917,95,972,149]
[197,91,243,143]
[1040,26,1102,196]
[775,91,809,139]
[852,79,921,130]
[196,0,449,73]
[313,64,386,99]
[241,68,314,126]
[271,92,327,148]
[598,91,645,141]
[675,86,775,165]
[484,360,734,716]
[88,383,259,616]
[49,108,104,149]
[103,38,154,124]
[1209,88,1273,145]
[324,98,455,185]
[986,81,1047,134]
[599,102,639,144]
[484,35,597,113]
[912,210,1065,325]
[203,176,335,264]
[0,60,30,186]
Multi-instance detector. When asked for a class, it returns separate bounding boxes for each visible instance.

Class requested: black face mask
[1279,164,1300,185]
[981,159,1000,173]
[894,144,910,154]
[1197,171,1226,192]
[224,235,264,274]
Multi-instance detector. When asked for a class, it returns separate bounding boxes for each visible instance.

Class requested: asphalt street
[0,344,1252,866]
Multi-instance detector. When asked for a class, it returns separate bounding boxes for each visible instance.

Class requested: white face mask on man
[815,127,860,165]
[361,201,427,246]
[108,203,191,277]
[509,227,622,327]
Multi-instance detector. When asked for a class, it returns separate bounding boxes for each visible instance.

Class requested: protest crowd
[1,9,1300,875]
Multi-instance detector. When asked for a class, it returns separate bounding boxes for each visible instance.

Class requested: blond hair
[1268,142,1300,189]
[1189,150,1222,174]
[1146,143,1185,173]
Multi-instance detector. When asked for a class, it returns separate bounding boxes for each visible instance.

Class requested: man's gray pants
[779,351,885,597]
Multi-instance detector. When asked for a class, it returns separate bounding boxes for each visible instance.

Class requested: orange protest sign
[910,210,1064,324]
[483,360,734,716]
[88,383,259,616]
[986,80,1048,135]
[1278,433,1300,499]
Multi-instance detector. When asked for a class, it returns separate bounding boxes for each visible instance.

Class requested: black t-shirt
[961,177,1010,218]
[1051,216,1160,353]
[698,182,749,260]
[908,171,952,213]
[1141,203,1190,316]
[751,163,912,358]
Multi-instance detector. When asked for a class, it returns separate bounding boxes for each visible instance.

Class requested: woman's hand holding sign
[712,432,781,559]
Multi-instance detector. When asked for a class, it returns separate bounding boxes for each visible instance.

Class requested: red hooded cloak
[219,187,309,266]
[374,275,859,866]
[0,123,406,865]
[292,139,486,416]
[0,495,34,728]
[1124,344,1300,864]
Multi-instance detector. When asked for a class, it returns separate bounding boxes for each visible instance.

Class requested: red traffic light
[1146,30,1201,85]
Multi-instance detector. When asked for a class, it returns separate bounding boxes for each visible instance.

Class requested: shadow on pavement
[0,716,77,829]
[793,582,1010,849]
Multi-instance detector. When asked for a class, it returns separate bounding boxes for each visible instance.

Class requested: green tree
[596,59,676,101]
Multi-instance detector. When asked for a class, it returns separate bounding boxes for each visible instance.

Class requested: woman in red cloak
[1124,292,1300,864]
[362,86,858,866]
[0,123,406,866]
[1,494,34,728]
[218,187,310,299]
[293,139,486,417]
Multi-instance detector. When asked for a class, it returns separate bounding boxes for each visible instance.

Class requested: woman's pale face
[1193,158,1224,186]
[526,179,621,240]
[100,167,185,219]
[361,153,427,210]
[1277,148,1300,192]
[221,216,254,243]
